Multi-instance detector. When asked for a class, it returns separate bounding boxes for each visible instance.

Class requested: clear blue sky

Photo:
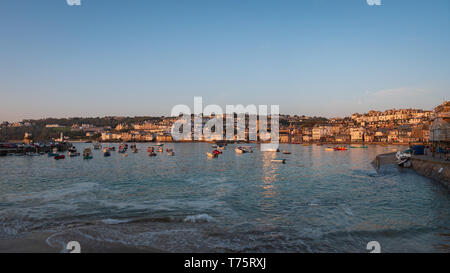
[1,0,449,122]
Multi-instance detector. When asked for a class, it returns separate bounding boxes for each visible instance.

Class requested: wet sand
[0,232,162,253]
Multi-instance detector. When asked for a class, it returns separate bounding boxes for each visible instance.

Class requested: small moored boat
[93,143,102,150]
[83,148,93,159]
[207,152,218,158]
[271,159,286,164]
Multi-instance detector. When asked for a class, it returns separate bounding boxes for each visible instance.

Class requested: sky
[0,0,449,122]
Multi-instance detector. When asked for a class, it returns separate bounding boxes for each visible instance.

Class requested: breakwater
[411,156,450,190]
[373,152,449,190]
[372,152,397,169]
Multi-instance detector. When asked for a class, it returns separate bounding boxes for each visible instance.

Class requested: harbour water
[0,143,449,253]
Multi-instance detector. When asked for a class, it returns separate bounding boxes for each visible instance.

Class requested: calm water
[0,143,449,253]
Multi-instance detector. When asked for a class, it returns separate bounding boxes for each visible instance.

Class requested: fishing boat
[118,144,127,153]
[83,148,93,159]
[48,148,59,157]
[271,159,286,164]
[93,142,102,150]
[155,143,164,147]
[157,147,164,153]
[130,144,138,153]
[212,150,222,155]
[334,147,348,151]
[396,151,412,168]
[207,152,218,158]
[166,148,175,156]
[325,147,334,151]
[54,155,65,160]
[282,151,291,155]
[350,145,368,149]
[242,146,253,153]
[302,144,310,146]
[235,147,245,154]
[68,151,80,157]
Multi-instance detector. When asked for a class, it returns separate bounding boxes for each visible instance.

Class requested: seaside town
[1,101,449,149]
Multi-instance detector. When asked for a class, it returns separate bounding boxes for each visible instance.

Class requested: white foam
[101,219,130,225]
[183,214,215,223]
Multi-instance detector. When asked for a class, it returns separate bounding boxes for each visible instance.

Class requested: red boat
[54,155,65,160]
[334,147,348,151]
[212,150,222,155]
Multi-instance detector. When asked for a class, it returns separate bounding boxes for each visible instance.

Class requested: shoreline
[70,141,414,145]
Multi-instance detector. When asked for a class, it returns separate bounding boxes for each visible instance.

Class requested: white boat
[396,151,412,168]
[261,145,280,152]
[235,147,245,154]
[68,151,80,157]
[271,159,286,164]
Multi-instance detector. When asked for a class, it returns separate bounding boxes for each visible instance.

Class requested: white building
[312,126,331,141]
[350,127,365,142]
